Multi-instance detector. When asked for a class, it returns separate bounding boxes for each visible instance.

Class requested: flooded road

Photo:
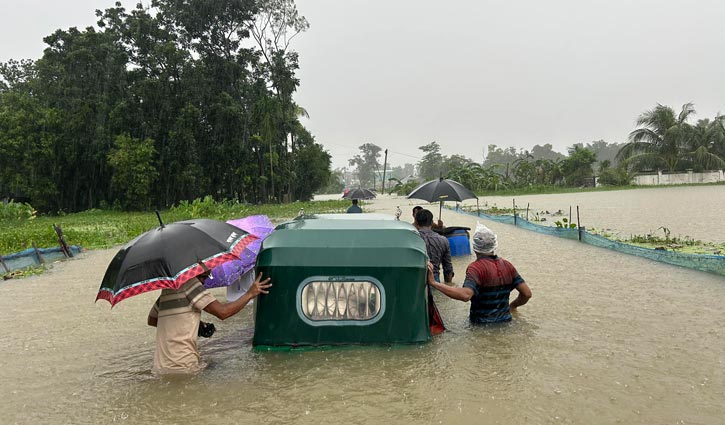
[1,187,723,424]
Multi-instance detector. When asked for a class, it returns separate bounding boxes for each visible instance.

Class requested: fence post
[576,205,582,241]
[32,242,45,265]
[569,206,572,226]
[513,198,517,226]
[53,224,73,258]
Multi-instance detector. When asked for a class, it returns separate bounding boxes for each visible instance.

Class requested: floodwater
[467,185,725,243]
[1,186,724,424]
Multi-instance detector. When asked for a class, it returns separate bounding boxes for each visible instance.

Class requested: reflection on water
[1,188,724,424]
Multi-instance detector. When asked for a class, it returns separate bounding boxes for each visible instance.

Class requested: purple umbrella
[204,215,275,289]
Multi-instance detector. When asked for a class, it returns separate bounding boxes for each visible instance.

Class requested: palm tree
[684,117,725,170]
[616,103,695,172]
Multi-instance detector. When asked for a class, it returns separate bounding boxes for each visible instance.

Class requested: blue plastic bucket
[447,230,471,256]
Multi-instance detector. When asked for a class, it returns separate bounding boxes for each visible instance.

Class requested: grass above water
[0,198,349,255]
[1,198,350,279]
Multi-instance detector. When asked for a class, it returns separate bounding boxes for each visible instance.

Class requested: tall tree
[562,146,597,186]
[685,118,725,171]
[0,0,331,212]
[417,141,443,181]
[616,103,695,172]
[348,143,381,189]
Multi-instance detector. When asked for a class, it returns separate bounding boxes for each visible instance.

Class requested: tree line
[343,103,724,194]
[0,0,331,213]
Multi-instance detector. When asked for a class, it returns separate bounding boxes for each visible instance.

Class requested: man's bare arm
[509,282,532,310]
[426,262,472,302]
[204,273,272,320]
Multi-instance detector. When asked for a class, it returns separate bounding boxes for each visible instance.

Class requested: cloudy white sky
[2,0,724,168]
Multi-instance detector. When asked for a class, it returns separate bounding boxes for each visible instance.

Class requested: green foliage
[483,144,520,168]
[320,168,345,194]
[554,218,577,229]
[393,180,421,196]
[0,0,329,212]
[0,198,349,255]
[170,196,243,220]
[617,103,725,173]
[108,135,158,210]
[587,225,725,255]
[348,143,381,189]
[0,201,36,221]
[417,142,444,181]
[561,146,597,186]
[292,142,332,201]
[597,160,633,186]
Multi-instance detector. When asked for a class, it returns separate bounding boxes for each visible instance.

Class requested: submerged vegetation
[457,201,723,256]
[588,227,725,256]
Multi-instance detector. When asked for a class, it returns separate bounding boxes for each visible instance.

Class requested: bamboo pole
[0,256,9,273]
[32,242,45,265]
[513,198,517,226]
[577,205,582,241]
[526,203,530,221]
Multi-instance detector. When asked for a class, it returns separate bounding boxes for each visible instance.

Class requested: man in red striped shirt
[427,224,531,323]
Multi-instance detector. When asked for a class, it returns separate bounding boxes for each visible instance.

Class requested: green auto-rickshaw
[253,214,432,348]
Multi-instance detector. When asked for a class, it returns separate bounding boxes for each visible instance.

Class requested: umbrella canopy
[97,218,258,306]
[407,177,477,203]
[342,188,376,200]
[407,177,478,221]
[204,215,275,289]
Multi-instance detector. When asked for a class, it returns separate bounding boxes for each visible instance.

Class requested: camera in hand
[198,321,216,338]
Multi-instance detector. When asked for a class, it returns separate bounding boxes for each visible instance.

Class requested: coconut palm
[616,103,695,172]
[684,117,725,170]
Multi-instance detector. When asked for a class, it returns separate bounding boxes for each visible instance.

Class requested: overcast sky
[2,0,724,168]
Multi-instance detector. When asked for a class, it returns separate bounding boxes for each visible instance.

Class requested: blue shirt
[346,205,362,213]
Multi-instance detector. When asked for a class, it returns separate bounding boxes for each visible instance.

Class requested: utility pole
[381,149,388,194]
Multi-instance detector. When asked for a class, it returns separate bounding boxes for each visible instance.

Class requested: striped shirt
[148,277,216,373]
[418,228,453,280]
[462,255,525,323]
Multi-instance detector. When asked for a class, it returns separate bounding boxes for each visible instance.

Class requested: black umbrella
[343,188,376,200]
[407,177,478,221]
[96,217,258,306]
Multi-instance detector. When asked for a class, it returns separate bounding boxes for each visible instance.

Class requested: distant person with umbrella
[426,224,532,323]
[407,177,478,225]
[416,209,454,283]
[147,269,271,373]
[347,198,363,213]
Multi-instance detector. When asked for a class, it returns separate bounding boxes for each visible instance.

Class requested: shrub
[0,201,36,221]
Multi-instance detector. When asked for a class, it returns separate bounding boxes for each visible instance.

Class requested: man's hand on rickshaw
[426,262,436,285]
[248,272,273,297]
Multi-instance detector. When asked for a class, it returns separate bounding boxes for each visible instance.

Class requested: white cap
[471,222,498,254]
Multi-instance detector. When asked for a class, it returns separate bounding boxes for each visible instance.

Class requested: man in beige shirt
[147,271,271,374]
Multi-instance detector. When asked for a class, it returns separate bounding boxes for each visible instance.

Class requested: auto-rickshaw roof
[261,214,426,264]
[275,213,416,231]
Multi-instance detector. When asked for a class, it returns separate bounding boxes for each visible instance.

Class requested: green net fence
[454,207,725,277]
